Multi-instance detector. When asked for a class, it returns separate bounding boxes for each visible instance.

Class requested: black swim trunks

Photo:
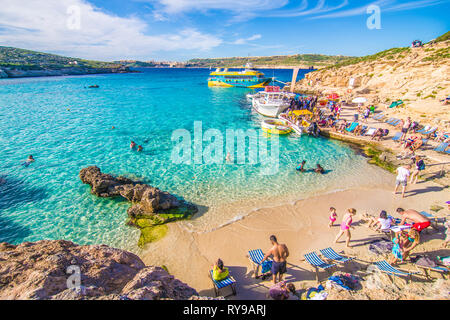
[271,261,287,275]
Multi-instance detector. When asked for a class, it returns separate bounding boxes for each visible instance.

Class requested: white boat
[278,111,312,136]
[252,89,291,118]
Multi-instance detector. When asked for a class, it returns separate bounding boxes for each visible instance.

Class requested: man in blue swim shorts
[261,235,289,284]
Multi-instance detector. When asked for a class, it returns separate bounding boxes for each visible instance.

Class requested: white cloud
[0,0,222,60]
[233,34,262,45]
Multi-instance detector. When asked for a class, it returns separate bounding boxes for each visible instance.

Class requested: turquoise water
[0,68,387,249]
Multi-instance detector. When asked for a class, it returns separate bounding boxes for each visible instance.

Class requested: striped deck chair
[373,113,384,120]
[373,260,418,284]
[209,270,237,297]
[346,122,359,133]
[420,211,439,230]
[384,117,396,124]
[416,125,430,134]
[415,264,448,280]
[391,132,403,141]
[360,126,368,135]
[389,119,401,126]
[247,249,270,278]
[304,252,336,282]
[319,248,355,265]
[364,128,377,136]
[434,142,449,153]
[421,127,437,135]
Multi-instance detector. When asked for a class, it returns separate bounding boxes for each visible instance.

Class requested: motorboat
[252,86,291,118]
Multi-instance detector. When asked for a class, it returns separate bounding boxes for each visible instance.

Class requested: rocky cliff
[0,240,204,300]
[295,39,449,106]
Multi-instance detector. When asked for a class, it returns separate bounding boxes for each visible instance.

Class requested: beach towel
[415,256,437,268]
[304,285,327,300]
[261,260,273,274]
[326,274,359,291]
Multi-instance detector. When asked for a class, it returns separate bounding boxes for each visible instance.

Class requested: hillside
[185,54,354,69]
[294,33,450,127]
[0,46,132,78]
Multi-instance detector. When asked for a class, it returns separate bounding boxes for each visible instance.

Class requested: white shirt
[396,167,410,181]
[378,218,391,230]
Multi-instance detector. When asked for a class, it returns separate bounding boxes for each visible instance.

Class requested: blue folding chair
[373,260,419,284]
[416,126,430,134]
[209,270,237,297]
[346,122,359,133]
[320,248,355,264]
[304,252,336,282]
[434,143,449,153]
[385,118,396,124]
[421,127,437,135]
[389,119,401,126]
[373,113,384,120]
[248,249,271,277]
[392,132,403,141]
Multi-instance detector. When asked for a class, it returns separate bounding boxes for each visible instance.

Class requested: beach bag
[418,160,425,170]
[261,260,272,274]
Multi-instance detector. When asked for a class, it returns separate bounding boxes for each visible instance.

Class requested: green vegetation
[186,54,354,68]
[421,47,450,62]
[326,47,411,70]
[433,31,450,43]
[365,147,396,173]
[0,46,124,71]
[138,225,168,247]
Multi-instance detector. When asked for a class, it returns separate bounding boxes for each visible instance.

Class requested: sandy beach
[141,173,449,299]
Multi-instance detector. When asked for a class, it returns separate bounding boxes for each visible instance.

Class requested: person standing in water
[334,208,356,248]
[261,235,289,284]
[296,160,306,172]
[130,141,136,150]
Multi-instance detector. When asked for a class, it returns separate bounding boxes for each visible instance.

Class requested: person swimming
[130,141,136,150]
[296,160,306,172]
[22,155,35,167]
[315,164,324,174]
[226,152,232,163]
[137,145,143,152]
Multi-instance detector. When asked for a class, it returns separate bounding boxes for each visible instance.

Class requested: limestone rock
[0,240,200,300]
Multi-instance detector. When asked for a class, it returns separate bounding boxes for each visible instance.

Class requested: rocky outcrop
[80,166,197,246]
[0,240,199,300]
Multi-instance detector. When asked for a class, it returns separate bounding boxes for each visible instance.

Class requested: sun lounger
[304,252,336,282]
[209,270,237,297]
[364,128,377,136]
[385,118,396,124]
[248,249,270,278]
[373,113,384,120]
[416,125,430,134]
[392,132,403,141]
[414,263,448,280]
[421,127,437,135]
[420,211,440,230]
[434,142,449,153]
[360,126,368,134]
[345,122,359,133]
[389,119,401,126]
[319,248,355,264]
[373,260,418,284]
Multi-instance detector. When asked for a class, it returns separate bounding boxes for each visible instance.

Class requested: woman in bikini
[334,208,356,248]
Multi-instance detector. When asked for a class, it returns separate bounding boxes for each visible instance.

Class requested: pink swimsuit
[329,213,337,222]
[340,215,353,230]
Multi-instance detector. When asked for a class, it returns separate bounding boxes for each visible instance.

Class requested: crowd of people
[210,201,448,300]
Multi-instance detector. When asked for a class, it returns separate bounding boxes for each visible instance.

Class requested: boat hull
[252,99,289,118]
[208,79,271,88]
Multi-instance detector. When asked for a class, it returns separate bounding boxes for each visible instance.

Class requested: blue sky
[0,0,448,61]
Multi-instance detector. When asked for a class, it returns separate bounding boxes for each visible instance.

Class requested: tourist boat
[261,119,292,135]
[252,86,291,118]
[278,110,312,135]
[207,63,271,88]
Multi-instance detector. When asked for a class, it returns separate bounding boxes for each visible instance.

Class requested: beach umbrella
[352,97,368,104]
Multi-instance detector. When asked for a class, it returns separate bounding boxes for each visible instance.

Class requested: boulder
[0,240,200,300]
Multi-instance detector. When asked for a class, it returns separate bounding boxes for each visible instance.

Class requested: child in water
[328,207,337,228]
[296,160,306,172]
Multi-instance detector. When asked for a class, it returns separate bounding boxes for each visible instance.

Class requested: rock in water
[79,166,180,212]
[79,166,197,246]
[0,240,199,300]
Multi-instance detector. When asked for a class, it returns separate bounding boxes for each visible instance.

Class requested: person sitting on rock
[212,259,229,281]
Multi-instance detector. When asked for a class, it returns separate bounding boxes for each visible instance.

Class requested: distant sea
[0,68,387,250]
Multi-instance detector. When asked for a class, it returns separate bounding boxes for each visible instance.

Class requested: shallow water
[0,68,390,250]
